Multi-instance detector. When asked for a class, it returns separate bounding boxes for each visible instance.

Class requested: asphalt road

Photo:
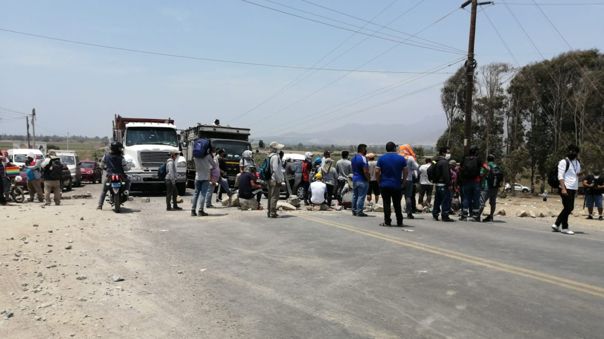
[129,194,604,338]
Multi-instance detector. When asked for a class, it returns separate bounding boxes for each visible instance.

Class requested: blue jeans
[191,180,210,212]
[433,185,452,218]
[352,180,369,214]
[461,182,481,217]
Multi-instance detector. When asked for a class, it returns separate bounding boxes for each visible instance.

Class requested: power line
[0,27,435,75]
[499,1,604,6]
[0,105,28,116]
[299,0,466,54]
[230,0,405,123]
[241,0,465,55]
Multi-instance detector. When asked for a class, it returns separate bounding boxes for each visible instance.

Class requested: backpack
[192,138,211,158]
[44,159,63,180]
[461,156,480,180]
[157,163,167,181]
[548,159,569,189]
[259,155,274,181]
[427,162,438,182]
[486,164,504,188]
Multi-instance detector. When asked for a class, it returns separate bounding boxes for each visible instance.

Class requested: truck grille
[140,151,169,168]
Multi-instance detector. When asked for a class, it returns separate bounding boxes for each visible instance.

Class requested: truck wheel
[177,183,186,196]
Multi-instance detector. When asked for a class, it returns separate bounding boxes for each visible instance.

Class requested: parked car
[505,183,530,193]
[80,160,102,183]
[55,151,82,187]
[60,164,73,191]
[7,148,43,167]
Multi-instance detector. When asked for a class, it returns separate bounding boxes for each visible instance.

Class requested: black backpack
[427,162,438,182]
[44,159,63,180]
[548,159,569,189]
[486,164,504,188]
[461,156,480,180]
[158,163,167,181]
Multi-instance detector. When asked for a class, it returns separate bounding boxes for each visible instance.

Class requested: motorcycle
[106,174,128,213]
[9,176,25,203]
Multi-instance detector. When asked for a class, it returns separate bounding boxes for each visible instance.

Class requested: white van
[54,151,82,187]
[7,149,44,167]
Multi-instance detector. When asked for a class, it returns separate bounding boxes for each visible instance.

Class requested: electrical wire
[241,0,465,55]
[499,1,604,6]
[0,27,430,75]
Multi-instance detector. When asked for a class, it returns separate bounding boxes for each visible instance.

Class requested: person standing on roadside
[399,144,419,219]
[583,169,603,220]
[432,147,454,222]
[366,153,380,205]
[41,151,63,206]
[165,151,182,211]
[375,142,407,226]
[266,141,285,218]
[418,158,433,209]
[191,147,213,217]
[301,152,313,206]
[0,153,7,205]
[478,154,502,222]
[459,146,482,221]
[25,153,44,203]
[321,158,337,207]
[335,151,352,204]
[552,144,582,235]
[351,144,370,217]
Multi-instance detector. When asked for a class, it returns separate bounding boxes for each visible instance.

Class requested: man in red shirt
[301,152,313,206]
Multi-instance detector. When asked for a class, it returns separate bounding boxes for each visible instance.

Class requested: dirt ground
[1,186,602,338]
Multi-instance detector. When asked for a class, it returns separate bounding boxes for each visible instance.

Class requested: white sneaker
[551,224,560,232]
[561,229,575,235]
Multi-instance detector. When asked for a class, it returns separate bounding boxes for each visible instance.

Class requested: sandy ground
[1,185,602,338]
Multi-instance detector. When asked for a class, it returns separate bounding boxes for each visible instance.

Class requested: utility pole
[31,108,36,149]
[460,0,492,154]
[26,116,31,148]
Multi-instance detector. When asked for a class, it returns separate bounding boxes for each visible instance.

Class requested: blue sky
[0,0,603,140]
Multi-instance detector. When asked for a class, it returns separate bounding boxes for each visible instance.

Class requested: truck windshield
[125,127,178,147]
[212,140,251,159]
[58,155,75,165]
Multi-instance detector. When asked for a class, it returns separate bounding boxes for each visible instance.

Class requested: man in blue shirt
[376,142,408,226]
[351,144,370,216]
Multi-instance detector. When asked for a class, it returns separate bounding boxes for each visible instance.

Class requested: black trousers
[0,177,6,204]
[555,189,576,229]
[381,187,403,226]
[326,183,334,206]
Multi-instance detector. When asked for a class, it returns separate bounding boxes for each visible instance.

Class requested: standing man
[552,144,582,234]
[479,154,502,222]
[366,153,380,205]
[301,152,313,206]
[191,147,213,217]
[165,151,182,211]
[0,153,7,205]
[351,144,370,217]
[376,142,407,226]
[25,153,44,203]
[583,169,603,220]
[336,150,352,205]
[460,146,482,221]
[215,149,232,203]
[399,145,418,219]
[418,158,433,209]
[432,147,454,222]
[41,151,63,206]
[267,141,285,218]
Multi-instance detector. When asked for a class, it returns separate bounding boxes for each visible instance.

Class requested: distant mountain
[258,116,446,147]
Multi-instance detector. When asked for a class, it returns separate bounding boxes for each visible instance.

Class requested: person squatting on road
[418,158,433,209]
[351,144,370,217]
[191,146,214,217]
[165,150,182,211]
[97,142,130,210]
[335,151,352,205]
[432,147,454,222]
[375,141,407,227]
[25,153,44,203]
[366,153,380,205]
[266,141,285,218]
[460,146,482,221]
[583,169,603,220]
[238,166,263,210]
[552,144,582,235]
[309,172,328,209]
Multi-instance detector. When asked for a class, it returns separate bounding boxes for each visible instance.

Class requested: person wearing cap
[366,153,380,205]
[165,150,182,211]
[266,141,285,218]
[310,172,327,206]
[41,151,63,206]
[238,166,263,210]
[25,153,44,203]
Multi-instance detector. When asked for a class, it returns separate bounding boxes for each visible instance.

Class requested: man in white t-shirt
[418,158,433,208]
[552,144,582,235]
[310,172,327,206]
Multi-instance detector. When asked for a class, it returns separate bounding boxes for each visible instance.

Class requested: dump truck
[180,124,252,188]
[112,115,187,194]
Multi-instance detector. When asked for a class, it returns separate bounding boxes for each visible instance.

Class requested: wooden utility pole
[31,108,37,149]
[460,0,492,154]
[26,116,31,148]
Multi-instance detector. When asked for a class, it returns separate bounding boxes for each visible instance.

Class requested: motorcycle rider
[97,142,130,210]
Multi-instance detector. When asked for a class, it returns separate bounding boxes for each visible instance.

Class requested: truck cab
[181,125,251,188]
